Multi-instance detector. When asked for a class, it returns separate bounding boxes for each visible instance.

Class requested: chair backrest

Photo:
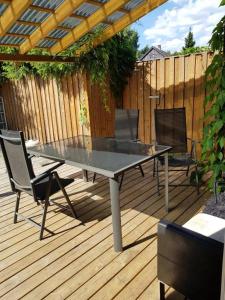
[0,130,34,191]
[158,220,223,300]
[115,109,139,141]
[155,108,187,153]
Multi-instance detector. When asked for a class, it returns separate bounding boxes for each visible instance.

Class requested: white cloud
[143,0,225,52]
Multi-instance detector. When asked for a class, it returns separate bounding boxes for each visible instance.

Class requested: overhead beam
[0,0,31,36]
[0,52,78,63]
[71,13,113,25]
[77,0,168,55]
[19,0,86,54]
[86,0,128,14]
[50,0,130,54]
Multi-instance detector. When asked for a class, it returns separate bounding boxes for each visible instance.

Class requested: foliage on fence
[0,28,138,107]
[202,0,225,187]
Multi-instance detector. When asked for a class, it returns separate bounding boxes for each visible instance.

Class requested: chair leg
[214,180,218,203]
[156,159,160,196]
[54,172,77,219]
[92,172,97,183]
[119,173,124,190]
[195,165,200,195]
[153,158,156,177]
[139,165,144,177]
[186,164,190,177]
[40,200,49,240]
[159,282,165,300]
[14,191,21,224]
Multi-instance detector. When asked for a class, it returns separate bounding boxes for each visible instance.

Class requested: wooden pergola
[0,0,167,62]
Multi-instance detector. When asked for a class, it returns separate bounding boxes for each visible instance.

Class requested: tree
[173,45,210,56]
[137,45,150,59]
[183,28,196,50]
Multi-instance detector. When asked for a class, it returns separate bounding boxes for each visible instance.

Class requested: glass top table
[29,135,171,252]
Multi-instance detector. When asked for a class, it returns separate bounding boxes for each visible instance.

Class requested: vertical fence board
[143,61,151,144]
[184,54,195,151]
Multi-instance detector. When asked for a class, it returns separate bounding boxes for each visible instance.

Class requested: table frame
[29,140,170,252]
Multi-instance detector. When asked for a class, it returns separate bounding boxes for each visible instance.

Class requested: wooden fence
[123,52,213,155]
[0,52,213,156]
[1,73,91,143]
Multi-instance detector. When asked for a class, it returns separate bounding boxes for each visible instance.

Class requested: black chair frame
[92,108,144,189]
[158,220,223,300]
[153,108,200,194]
[0,131,77,240]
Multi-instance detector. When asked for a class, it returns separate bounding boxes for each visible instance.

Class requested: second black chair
[93,108,144,189]
[0,130,77,240]
[153,108,199,194]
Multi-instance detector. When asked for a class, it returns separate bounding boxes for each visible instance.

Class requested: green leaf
[218,152,224,160]
[219,136,225,148]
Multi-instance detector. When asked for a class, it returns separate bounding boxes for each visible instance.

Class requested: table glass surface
[29,136,171,176]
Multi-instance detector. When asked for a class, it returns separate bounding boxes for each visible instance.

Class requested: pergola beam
[19,0,86,54]
[71,13,113,25]
[0,52,78,63]
[86,0,129,14]
[50,0,130,55]
[0,0,31,36]
[76,0,168,55]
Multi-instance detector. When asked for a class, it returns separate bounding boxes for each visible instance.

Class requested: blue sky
[132,0,225,52]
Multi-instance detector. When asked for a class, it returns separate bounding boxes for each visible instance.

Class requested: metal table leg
[164,152,169,212]
[109,177,122,252]
[82,169,88,182]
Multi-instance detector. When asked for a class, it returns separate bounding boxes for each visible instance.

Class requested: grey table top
[29,135,172,178]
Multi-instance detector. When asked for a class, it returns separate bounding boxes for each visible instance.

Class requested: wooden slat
[192,52,207,157]
[143,61,151,144]
[137,63,144,141]
[184,54,195,151]
[174,56,185,108]
[158,58,165,109]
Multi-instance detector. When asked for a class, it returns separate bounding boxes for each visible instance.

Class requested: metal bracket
[149,95,160,106]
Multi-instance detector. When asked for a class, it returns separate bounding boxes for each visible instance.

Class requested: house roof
[140,45,169,61]
[0,0,167,62]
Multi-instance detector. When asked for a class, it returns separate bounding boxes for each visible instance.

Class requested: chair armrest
[158,220,223,300]
[31,162,64,184]
[187,138,201,160]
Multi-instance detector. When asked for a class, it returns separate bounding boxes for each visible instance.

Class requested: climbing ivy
[201,0,225,188]
[0,27,138,107]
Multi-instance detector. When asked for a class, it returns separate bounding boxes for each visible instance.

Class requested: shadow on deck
[0,156,211,300]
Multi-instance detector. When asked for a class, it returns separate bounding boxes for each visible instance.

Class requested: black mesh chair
[153,108,199,193]
[114,108,139,141]
[158,220,223,300]
[0,130,77,240]
[92,109,144,189]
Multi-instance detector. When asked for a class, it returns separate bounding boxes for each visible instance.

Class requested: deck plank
[0,156,210,300]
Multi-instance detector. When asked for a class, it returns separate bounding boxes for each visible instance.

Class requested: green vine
[201,0,225,188]
[0,27,138,109]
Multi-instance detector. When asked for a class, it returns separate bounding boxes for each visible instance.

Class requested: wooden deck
[0,154,211,300]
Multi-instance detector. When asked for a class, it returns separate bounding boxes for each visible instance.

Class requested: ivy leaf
[220,0,225,6]
[218,152,223,161]
[219,136,225,148]
[212,119,223,132]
